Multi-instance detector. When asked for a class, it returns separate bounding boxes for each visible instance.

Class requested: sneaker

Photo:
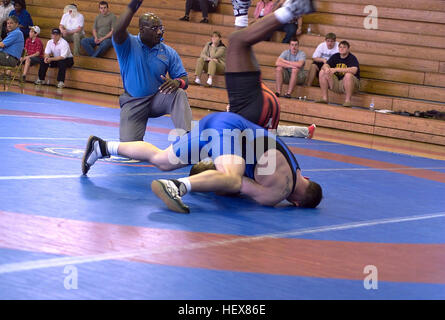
[342,101,352,108]
[275,92,280,97]
[282,0,315,17]
[284,93,292,98]
[57,81,65,88]
[194,78,201,85]
[307,124,316,139]
[81,135,110,175]
[21,75,26,82]
[179,15,190,21]
[200,18,209,23]
[315,99,328,104]
[151,179,190,214]
[34,79,43,85]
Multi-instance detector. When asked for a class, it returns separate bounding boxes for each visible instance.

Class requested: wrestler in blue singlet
[172,112,301,189]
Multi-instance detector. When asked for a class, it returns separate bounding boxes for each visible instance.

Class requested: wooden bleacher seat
[24,0,445,147]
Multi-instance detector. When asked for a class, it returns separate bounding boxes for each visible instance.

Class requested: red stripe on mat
[1,210,444,284]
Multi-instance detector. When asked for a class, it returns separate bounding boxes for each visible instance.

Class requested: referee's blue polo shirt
[112,33,187,98]
[0,28,24,60]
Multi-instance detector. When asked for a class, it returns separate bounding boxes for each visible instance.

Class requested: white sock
[195,77,201,84]
[206,77,212,85]
[274,7,293,24]
[107,141,120,156]
[178,177,192,194]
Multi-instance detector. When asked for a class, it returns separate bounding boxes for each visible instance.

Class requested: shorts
[312,61,324,78]
[225,71,280,130]
[29,56,41,66]
[282,68,307,85]
[331,74,360,94]
[172,112,271,174]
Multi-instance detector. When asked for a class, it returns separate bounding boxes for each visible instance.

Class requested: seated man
[275,36,306,98]
[317,40,360,107]
[81,0,322,214]
[21,25,43,82]
[59,4,84,56]
[179,0,219,24]
[0,16,24,68]
[81,1,116,58]
[305,32,338,87]
[34,28,74,88]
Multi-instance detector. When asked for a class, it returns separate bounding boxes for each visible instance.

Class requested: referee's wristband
[175,78,186,89]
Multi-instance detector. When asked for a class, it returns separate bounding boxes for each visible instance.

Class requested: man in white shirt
[0,0,14,40]
[34,28,74,88]
[59,4,84,55]
[305,32,338,87]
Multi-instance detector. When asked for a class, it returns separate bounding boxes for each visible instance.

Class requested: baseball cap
[51,28,61,35]
[31,26,40,34]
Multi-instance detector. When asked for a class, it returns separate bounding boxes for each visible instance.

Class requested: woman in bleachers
[8,0,33,40]
[193,31,226,87]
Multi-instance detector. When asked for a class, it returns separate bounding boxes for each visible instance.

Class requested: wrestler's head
[139,13,164,48]
[287,178,323,208]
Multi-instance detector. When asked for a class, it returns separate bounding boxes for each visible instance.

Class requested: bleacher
[25,0,445,146]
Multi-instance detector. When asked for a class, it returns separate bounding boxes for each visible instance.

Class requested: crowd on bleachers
[0,0,361,107]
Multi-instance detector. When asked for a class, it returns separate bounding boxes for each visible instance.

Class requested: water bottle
[369,98,375,111]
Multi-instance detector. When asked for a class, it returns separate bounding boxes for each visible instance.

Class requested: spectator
[59,4,84,56]
[194,31,225,87]
[305,32,338,87]
[317,40,360,107]
[179,0,219,23]
[0,16,24,68]
[275,36,306,98]
[252,0,275,24]
[279,16,302,43]
[81,1,116,57]
[112,2,191,142]
[34,28,74,89]
[231,0,251,29]
[8,0,33,40]
[20,25,43,82]
[0,0,14,40]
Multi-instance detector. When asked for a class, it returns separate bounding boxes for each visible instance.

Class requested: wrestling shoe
[282,0,315,17]
[82,135,110,175]
[151,179,190,214]
[307,124,316,139]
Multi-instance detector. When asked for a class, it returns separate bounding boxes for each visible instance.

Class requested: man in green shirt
[80,1,116,57]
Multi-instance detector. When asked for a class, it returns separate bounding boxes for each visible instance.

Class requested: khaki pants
[195,57,225,76]
[282,68,307,85]
[63,32,84,55]
[331,74,360,94]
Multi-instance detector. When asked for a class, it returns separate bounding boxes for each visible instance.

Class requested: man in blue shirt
[0,16,24,67]
[112,0,192,142]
